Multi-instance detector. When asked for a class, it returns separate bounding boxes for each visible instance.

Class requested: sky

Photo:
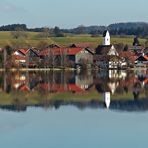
[0,0,148,28]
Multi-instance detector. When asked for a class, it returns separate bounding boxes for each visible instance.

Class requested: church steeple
[103,30,110,46]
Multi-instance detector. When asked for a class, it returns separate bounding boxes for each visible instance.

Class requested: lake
[0,70,148,148]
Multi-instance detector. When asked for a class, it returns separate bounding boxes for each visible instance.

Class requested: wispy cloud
[0,1,27,13]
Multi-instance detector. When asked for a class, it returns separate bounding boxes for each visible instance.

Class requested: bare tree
[11,27,28,39]
[41,27,50,38]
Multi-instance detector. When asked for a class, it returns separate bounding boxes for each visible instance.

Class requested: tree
[145,39,148,47]
[133,37,140,46]
[41,27,50,38]
[11,27,28,39]
[5,45,12,56]
[37,27,53,38]
[3,45,13,68]
[53,26,64,37]
[75,25,86,34]
[0,53,3,68]
[123,44,129,51]
[54,26,60,35]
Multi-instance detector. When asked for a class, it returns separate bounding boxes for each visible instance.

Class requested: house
[94,30,121,69]
[67,47,94,68]
[118,51,138,67]
[135,55,148,66]
[128,45,144,56]
[13,48,39,67]
[143,47,148,56]
[46,44,60,48]
[39,47,94,68]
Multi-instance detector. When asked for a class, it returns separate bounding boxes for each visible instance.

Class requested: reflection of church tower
[103,92,111,109]
[103,30,110,46]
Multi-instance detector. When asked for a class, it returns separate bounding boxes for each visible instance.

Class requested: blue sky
[0,0,147,28]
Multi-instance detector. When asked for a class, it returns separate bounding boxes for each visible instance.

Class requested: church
[94,30,121,69]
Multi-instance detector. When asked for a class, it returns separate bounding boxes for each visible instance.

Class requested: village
[2,30,148,70]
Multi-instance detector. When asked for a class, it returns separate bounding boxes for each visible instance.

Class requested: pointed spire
[103,30,110,46]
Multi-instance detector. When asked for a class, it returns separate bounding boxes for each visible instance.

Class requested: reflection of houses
[108,70,127,79]
[95,70,134,95]
[39,83,85,93]
[39,72,94,93]
[75,73,93,90]
[94,30,121,69]
[0,70,148,112]
[13,73,26,90]
[4,71,94,93]
[12,48,39,67]
[12,72,40,91]
[136,72,148,88]
[95,79,119,95]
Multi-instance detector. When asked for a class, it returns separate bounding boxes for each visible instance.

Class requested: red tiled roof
[119,51,138,61]
[40,48,83,56]
[130,56,138,61]
[17,48,29,55]
[136,55,148,61]
[69,43,92,48]
[14,48,39,56]
[119,51,135,57]
[67,48,83,55]
[144,56,148,60]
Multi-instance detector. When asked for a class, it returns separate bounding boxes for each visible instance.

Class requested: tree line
[1,22,148,37]
[0,24,64,37]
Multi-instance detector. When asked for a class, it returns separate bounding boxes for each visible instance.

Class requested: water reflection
[0,70,148,112]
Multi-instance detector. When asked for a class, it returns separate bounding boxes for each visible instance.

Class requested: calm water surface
[0,70,148,148]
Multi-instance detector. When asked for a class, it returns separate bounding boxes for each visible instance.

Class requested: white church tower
[103,30,110,46]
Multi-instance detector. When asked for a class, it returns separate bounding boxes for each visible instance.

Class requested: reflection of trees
[133,82,142,100]
[144,84,148,98]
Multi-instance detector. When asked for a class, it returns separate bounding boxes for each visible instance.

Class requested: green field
[0,31,146,48]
